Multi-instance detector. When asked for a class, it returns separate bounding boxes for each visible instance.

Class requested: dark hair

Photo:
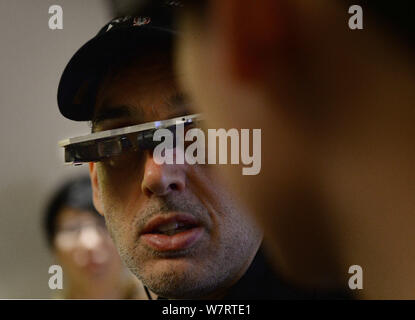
[43,176,101,248]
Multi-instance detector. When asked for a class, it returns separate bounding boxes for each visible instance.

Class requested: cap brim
[57,27,175,121]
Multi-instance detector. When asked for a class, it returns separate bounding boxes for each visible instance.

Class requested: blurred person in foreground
[55,6,349,299]
[174,0,415,298]
[44,176,145,299]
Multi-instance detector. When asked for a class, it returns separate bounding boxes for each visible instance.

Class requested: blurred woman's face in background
[53,208,125,289]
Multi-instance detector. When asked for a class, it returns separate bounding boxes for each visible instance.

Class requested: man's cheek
[98,164,127,203]
[98,161,144,195]
[97,165,140,240]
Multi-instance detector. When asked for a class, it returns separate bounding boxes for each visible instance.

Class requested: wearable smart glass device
[58,114,202,165]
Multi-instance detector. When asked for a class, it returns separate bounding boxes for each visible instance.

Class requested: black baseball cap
[57,3,179,121]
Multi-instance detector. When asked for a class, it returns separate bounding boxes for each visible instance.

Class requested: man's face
[89,54,262,299]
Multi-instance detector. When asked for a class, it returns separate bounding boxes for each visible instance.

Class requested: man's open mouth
[149,221,197,236]
[140,214,204,251]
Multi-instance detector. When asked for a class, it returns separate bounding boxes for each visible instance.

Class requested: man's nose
[141,152,186,197]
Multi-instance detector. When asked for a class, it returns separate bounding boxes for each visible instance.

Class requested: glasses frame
[58,114,202,165]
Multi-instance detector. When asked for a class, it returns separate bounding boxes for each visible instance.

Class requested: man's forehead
[91,54,190,131]
[97,57,176,100]
[102,49,174,84]
[92,92,190,132]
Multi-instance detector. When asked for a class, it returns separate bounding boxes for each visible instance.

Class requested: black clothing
[223,249,351,300]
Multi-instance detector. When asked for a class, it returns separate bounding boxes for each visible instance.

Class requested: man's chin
[143,256,198,277]
[139,258,211,299]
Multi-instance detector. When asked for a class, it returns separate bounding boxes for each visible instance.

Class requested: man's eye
[97,139,123,157]
[102,149,144,169]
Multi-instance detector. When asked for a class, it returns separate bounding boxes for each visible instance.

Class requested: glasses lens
[102,148,144,169]
[97,138,123,158]
[64,116,204,167]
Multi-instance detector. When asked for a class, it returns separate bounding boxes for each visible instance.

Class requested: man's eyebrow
[166,92,191,111]
[91,93,191,132]
[91,105,140,132]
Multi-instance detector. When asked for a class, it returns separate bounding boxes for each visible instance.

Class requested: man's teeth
[156,222,188,234]
[157,222,178,233]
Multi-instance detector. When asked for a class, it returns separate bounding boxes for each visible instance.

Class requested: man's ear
[211,0,292,82]
[89,162,104,216]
